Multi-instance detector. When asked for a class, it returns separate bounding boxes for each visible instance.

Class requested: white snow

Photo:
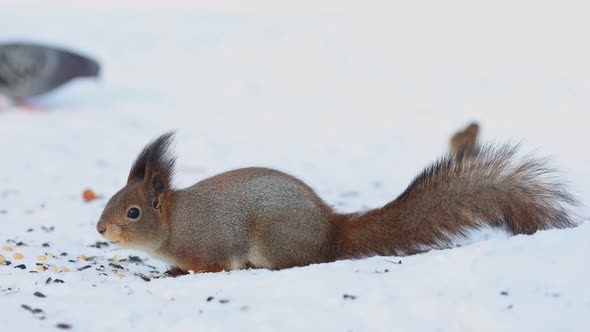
[1,1,589,331]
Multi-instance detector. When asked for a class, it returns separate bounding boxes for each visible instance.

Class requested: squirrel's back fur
[97,124,579,273]
[167,168,335,270]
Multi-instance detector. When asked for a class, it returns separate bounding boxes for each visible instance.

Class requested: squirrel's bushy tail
[333,144,579,259]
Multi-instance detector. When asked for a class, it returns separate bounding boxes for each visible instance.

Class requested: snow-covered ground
[1,1,589,331]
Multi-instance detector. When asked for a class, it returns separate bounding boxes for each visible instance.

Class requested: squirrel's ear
[147,170,168,211]
[128,132,176,184]
[128,146,149,183]
[128,132,177,210]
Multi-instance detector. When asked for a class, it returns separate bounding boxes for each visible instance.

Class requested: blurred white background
[2,0,589,205]
[1,2,589,331]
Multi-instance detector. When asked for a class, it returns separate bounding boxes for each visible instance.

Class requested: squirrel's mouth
[109,241,121,244]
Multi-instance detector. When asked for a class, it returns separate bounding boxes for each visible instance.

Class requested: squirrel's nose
[96,223,107,234]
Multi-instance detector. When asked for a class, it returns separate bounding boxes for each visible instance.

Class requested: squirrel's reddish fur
[97,123,578,274]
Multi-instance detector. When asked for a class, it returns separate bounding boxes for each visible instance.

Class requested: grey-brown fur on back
[165,167,334,270]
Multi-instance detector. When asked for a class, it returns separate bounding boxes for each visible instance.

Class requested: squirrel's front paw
[165,267,188,277]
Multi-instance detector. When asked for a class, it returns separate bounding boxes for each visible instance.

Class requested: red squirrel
[96,123,577,274]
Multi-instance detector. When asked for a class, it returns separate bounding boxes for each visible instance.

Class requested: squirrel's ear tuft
[128,131,177,188]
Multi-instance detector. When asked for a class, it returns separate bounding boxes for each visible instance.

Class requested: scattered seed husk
[0,254,6,264]
[128,256,143,263]
[53,279,64,284]
[33,291,46,298]
[21,305,47,320]
[78,265,92,271]
[21,306,46,320]
[37,265,46,272]
[2,245,13,251]
[37,255,47,261]
[56,323,71,329]
[1,287,17,294]
[33,310,45,319]
[343,294,357,300]
[60,267,70,272]
[50,266,59,273]
[13,253,24,260]
[219,299,229,304]
[14,264,26,269]
[41,226,55,232]
[46,277,52,284]
[206,296,214,302]
[109,263,125,270]
[135,274,150,282]
[89,241,109,249]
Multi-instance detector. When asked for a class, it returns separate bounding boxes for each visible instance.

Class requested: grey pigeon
[0,42,100,101]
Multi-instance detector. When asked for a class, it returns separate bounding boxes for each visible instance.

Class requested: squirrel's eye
[127,207,140,219]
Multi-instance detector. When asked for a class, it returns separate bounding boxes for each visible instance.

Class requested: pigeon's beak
[73,56,100,79]
[85,59,101,78]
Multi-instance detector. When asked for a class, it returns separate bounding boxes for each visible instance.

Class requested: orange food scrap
[82,189,97,202]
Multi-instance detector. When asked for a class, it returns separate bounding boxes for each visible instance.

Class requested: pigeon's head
[57,49,100,80]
